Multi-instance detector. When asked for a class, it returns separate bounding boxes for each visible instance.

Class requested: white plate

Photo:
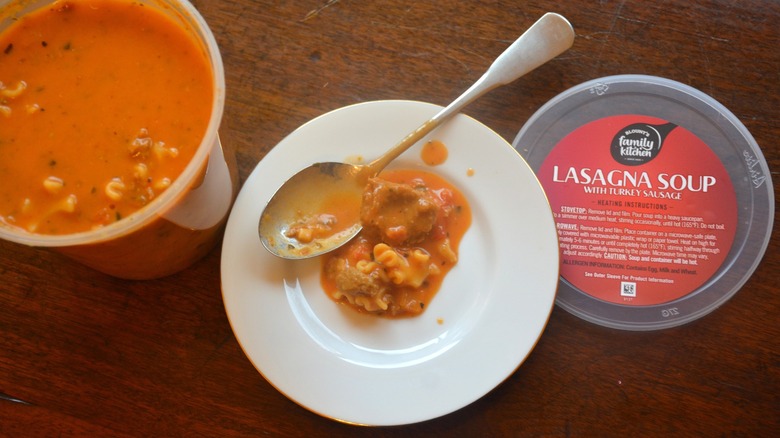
[220,100,559,426]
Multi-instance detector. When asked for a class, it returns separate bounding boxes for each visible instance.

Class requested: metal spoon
[259,12,575,259]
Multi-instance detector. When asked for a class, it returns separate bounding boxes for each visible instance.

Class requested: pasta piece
[356,259,390,284]
[373,243,436,288]
[285,214,337,243]
[438,238,458,264]
[153,177,171,191]
[0,80,26,98]
[354,294,389,312]
[374,243,403,269]
[20,198,32,214]
[133,163,148,180]
[290,226,313,243]
[43,176,64,194]
[25,194,78,232]
[57,194,78,213]
[105,178,126,201]
[152,141,179,160]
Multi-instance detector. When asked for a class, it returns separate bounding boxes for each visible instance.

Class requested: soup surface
[321,169,472,318]
[0,0,213,234]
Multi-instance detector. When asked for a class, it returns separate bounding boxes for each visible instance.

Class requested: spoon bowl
[258,161,367,258]
[259,12,575,259]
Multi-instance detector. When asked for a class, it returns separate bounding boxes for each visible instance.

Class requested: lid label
[551,167,717,194]
[539,115,737,306]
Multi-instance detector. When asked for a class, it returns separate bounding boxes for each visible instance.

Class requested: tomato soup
[0,0,212,234]
[0,0,233,279]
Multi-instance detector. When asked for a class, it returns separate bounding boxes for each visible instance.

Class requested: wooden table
[2,1,778,436]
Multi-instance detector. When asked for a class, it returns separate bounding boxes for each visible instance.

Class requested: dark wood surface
[2,1,778,436]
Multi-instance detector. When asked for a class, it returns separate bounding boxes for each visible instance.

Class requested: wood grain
[1,0,778,436]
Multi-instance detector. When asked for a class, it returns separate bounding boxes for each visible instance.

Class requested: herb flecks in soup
[321,169,472,318]
[0,0,213,234]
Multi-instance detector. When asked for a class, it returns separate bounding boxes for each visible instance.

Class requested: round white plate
[220,100,559,426]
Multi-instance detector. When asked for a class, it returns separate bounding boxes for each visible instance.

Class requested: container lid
[512,74,774,330]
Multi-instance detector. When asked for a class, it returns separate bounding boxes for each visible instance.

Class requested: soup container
[513,75,773,330]
[0,0,236,279]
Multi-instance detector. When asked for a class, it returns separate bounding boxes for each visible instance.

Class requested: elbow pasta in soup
[321,169,472,318]
[0,0,213,234]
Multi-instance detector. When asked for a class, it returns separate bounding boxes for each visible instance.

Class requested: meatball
[326,258,386,298]
[360,177,439,245]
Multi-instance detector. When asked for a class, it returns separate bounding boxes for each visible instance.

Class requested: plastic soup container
[0,0,237,279]
[513,75,773,330]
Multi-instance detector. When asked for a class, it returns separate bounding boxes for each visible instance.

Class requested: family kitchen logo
[610,122,677,166]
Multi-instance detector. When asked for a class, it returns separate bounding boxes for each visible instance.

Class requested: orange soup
[0,0,213,234]
[321,169,472,318]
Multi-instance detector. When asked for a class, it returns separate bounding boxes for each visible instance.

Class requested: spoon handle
[368,12,575,174]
